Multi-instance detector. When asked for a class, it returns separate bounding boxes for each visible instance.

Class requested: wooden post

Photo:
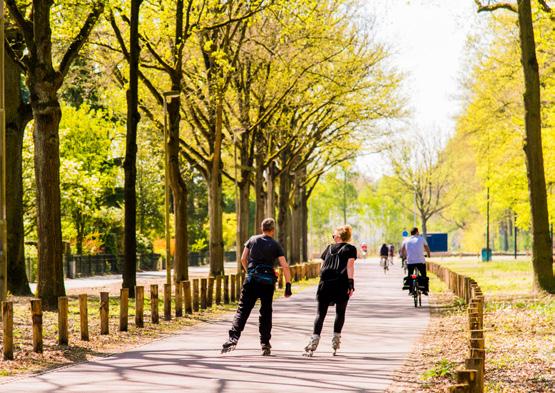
[119,288,128,332]
[58,296,69,345]
[230,274,236,303]
[447,384,470,393]
[164,283,171,321]
[175,281,183,318]
[223,275,230,304]
[151,284,159,324]
[465,358,484,393]
[216,276,222,305]
[456,370,477,393]
[79,294,90,340]
[207,277,214,308]
[183,281,192,314]
[100,292,109,335]
[193,279,200,312]
[135,286,144,328]
[2,301,13,360]
[31,299,43,353]
[201,278,208,309]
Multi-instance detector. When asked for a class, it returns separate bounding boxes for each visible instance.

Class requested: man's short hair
[410,227,419,236]
[261,218,276,232]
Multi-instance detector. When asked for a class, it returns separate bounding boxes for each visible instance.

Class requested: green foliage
[421,358,457,381]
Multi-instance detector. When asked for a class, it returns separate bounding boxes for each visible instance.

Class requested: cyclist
[379,243,389,267]
[400,227,431,295]
[388,243,395,265]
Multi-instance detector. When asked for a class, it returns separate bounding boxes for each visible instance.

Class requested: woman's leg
[333,299,349,334]
[313,299,329,336]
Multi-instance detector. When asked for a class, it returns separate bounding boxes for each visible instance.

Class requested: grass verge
[387,259,554,393]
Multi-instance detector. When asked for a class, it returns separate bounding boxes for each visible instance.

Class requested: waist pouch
[248,264,277,286]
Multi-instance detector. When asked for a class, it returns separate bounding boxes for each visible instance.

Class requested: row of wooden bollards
[427,262,485,393]
[1,262,321,361]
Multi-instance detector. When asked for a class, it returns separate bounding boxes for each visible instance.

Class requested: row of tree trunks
[5,34,32,296]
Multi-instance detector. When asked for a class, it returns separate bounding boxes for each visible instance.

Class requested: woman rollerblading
[332,333,341,356]
[302,225,356,357]
[303,335,320,357]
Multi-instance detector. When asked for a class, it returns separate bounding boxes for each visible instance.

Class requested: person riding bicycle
[379,243,389,267]
[400,227,431,295]
[388,244,395,265]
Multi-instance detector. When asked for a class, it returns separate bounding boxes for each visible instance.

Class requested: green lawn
[433,259,534,295]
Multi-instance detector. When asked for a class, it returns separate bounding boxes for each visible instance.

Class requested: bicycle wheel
[413,291,418,308]
[418,292,422,307]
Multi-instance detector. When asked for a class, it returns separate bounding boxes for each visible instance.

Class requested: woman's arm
[347,258,355,279]
[347,257,355,297]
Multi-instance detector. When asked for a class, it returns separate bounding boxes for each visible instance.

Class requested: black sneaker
[221,337,238,354]
[261,343,271,356]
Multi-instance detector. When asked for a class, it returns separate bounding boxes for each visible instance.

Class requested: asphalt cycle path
[3,259,429,393]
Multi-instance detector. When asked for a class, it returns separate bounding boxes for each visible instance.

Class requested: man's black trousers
[407,263,428,292]
[229,278,275,345]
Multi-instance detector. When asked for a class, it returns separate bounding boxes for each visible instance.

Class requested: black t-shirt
[380,244,389,256]
[244,235,285,268]
[320,243,357,274]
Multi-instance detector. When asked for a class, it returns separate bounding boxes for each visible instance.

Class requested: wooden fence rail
[0,262,321,361]
[427,262,485,393]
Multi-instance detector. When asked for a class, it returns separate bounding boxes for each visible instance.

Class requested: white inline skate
[332,333,341,356]
[303,335,320,357]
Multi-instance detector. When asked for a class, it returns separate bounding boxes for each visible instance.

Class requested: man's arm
[424,244,431,258]
[277,256,292,283]
[400,243,407,258]
[241,247,249,271]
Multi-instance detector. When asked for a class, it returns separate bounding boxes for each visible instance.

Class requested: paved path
[4,259,429,393]
[29,262,238,292]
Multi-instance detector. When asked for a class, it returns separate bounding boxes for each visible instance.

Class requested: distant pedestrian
[303,225,357,356]
[221,218,292,356]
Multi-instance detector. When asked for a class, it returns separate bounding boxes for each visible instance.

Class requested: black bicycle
[410,271,422,308]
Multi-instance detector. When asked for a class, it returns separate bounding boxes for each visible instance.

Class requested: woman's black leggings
[313,299,349,336]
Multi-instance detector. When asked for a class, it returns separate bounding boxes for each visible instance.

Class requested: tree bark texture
[208,95,225,277]
[265,161,276,219]
[5,40,32,296]
[278,156,290,261]
[516,0,554,291]
[123,0,143,297]
[168,97,189,282]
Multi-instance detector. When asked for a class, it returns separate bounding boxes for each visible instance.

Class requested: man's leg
[416,263,429,293]
[407,264,416,293]
[229,280,258,340]
[258,284,275,345]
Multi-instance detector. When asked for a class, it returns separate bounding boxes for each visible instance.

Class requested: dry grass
[387,261,555,393]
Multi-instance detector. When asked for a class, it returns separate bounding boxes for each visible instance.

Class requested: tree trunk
[517,0,554,291]
[277,157,290,261]
[301,184,309,262]
[31,95,65,309]
[167,96,188,282]
[123,0,143,298]
[254,152,266,228]
[208,95,225,277]
[236,177,250,268]
[5,47,32,296]
[265,161,276,219]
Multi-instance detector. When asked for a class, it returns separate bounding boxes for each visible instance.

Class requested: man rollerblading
[221,218,292,355]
